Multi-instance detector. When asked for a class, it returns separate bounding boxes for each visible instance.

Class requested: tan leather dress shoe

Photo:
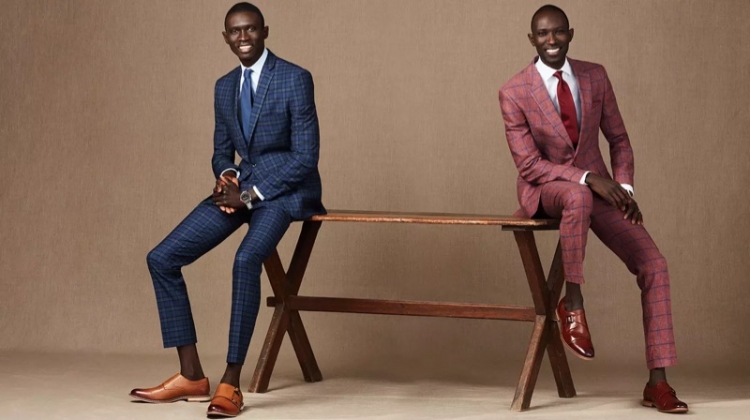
[129,373,211,403]
[206,383,244,417]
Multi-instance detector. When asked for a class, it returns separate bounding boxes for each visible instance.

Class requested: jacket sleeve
[211,80,239,178]
[598,67,634,187]
[256,70,320,200]
[499,88,587,185]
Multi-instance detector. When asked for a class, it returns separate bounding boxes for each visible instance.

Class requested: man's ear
[527,33,535,47]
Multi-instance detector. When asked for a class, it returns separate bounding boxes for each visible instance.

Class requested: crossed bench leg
[249,221,323,393]
[507,229,576,410]
[249,220,576,411]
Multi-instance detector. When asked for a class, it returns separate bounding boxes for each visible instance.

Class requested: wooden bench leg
[249,303,290,393]
[510,233,575,411]
[287,311,323,382]
[545,242,576,398]
[248,221,323,393]
[512,315,548,411]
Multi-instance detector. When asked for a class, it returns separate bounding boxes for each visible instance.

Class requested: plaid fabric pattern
[211,50,325,221]
[500,58,677,369]
[538,181,593,285]
[537,182,677,369]
[146,51,324,365]
[147,199,291,364]
[499,58,633,218]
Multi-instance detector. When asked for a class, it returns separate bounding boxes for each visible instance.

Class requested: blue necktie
[240,68,254,139]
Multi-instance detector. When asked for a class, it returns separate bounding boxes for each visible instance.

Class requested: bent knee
[146,248,172,272]
[563,184,593,211]
[234,250,267,271]
[634,254,669,285]
[643,254,669,276]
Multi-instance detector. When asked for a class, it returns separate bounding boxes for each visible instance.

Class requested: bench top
[308,210,559,229]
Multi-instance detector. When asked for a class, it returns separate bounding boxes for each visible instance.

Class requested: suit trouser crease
[538,181,677,369]
[146,198,292,364]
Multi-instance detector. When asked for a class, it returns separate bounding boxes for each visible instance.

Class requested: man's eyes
[231,27,256,34]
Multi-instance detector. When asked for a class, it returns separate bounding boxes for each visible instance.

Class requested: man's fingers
[605,192,620,208]
[614,190,629,209]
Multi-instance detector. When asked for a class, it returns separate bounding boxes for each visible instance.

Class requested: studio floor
[0,351,748,420]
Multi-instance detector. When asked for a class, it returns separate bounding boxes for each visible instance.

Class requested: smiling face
[528,8,573,69]
[223,10,268,67]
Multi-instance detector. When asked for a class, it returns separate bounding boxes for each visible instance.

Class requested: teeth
[548,48,560,53]
[239,45,252,52]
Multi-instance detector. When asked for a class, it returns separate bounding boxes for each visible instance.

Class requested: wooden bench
[248,210,576,411]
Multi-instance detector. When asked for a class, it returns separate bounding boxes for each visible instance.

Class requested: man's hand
[585,173,631,210]
[213,175,242,213]
[622,198,643,225]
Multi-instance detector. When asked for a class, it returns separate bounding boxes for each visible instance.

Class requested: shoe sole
[206,404,244,418]
[130,394,212,403]
[641,400,689,413]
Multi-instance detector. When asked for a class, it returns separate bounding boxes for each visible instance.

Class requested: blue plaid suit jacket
[211,50,325,220]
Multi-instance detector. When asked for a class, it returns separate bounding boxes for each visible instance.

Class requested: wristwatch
[239,190,253,209]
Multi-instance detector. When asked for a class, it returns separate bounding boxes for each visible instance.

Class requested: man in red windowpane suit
[499,5,688,414]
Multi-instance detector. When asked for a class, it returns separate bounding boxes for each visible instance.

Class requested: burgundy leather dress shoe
[206,383,244,417]
[642,381,689,413]
[556,299,594,360]
[129,373,211,403]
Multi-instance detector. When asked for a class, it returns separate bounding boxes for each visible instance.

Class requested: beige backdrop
[1,0,748,377]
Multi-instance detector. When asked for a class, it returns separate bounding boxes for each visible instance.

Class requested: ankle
[220,363,243,388]
[564,295,584,310]
[648,368,667,386]
[180,370,205,381]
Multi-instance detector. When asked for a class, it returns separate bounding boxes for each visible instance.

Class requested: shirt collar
[535,57,573,81]
[240,47,268,75]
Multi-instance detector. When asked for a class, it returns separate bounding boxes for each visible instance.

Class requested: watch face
[240,191,251,203]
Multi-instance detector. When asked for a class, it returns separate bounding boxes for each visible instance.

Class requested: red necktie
[553,71,579,146]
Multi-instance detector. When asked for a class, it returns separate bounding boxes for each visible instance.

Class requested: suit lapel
[525,61,574,148]
[226,67,244,142]
[570,59,591,150]
[245,51,277,146]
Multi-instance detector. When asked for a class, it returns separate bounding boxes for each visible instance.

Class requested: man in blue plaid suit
[130,3,325,416]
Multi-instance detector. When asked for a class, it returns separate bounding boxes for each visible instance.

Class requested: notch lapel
[525,63,574,149]
[223,67,246,144]
[245,52,277,145]
[570,59,591,151]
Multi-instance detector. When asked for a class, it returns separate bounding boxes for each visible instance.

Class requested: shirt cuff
[579,171,590,185]
[252,186,265,201]
[620,184,634,197]
[220,168,239,178]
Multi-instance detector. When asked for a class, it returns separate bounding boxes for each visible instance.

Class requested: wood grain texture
[268,296,537,321]
[311,210,559,229]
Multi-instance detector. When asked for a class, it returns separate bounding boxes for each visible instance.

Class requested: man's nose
[239,29,250,40]
[547,33,557,45]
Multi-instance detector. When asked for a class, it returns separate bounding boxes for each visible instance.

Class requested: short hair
[225,2,265,29]
[531,4,569,31]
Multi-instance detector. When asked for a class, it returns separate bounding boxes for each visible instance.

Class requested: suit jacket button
[252,163,257,167]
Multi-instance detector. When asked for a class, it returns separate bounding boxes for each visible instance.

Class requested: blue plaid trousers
[146,198,291,364]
